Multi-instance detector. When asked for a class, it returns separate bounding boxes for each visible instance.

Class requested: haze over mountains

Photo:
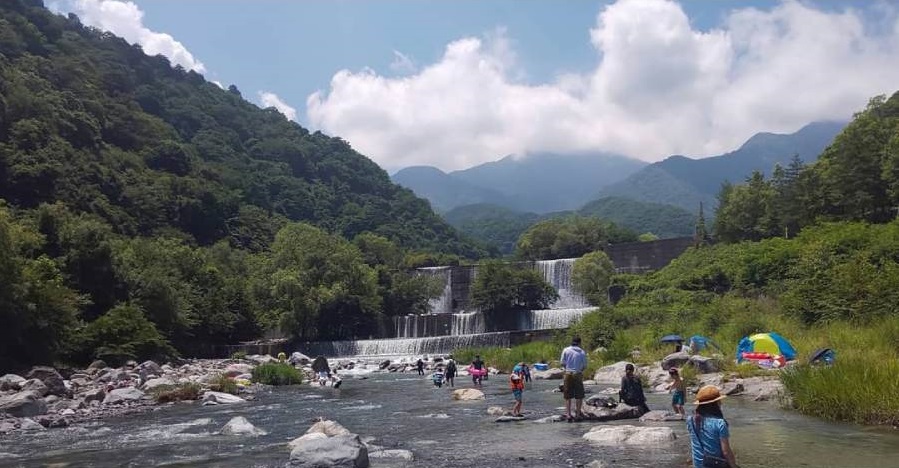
[393,121,846,216]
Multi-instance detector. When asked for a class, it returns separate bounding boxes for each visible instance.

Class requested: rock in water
[306,419,351,437]
[0,391,48,417]
[582,425,676,445]
[288,434,369,467]
[288,432,329,450]
[0,374,26,392]
[581,403,645,421]
[661,352,690,371]
[103,387,145,405]
[532,368,564,380]
[494,415,526,423]
[688,355,720,374]
[221,416,267,436]
[451,388,485,401]
[25,367,66,396]
[593,362,634,383]
[368,449,414,461]
[202,391,246,404]
[487,406,509,416]
[638,410,683,422]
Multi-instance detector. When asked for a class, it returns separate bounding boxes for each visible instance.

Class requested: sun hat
[693,385,726,405]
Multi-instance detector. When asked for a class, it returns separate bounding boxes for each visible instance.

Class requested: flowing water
[2,371,897,467]
[535,259,589,310]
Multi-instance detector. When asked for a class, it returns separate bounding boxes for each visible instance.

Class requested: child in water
[432,367,445,388]
[666,367,686,417]
[510,362,525,417]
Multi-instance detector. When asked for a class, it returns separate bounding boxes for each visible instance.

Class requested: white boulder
[582,425,676,445]
[287,434,369,467]
[593,362,634,383]
[103,387,145,405]
[220,416,267,436]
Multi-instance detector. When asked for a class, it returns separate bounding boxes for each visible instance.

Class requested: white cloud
[259,91,298,121]
[62,0,206,72]
[307,0,899,170]
[389,50,417,74]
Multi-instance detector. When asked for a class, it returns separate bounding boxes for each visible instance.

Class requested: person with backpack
[618,363,650,414]
[445,356,457,387]
[687,386,738,468]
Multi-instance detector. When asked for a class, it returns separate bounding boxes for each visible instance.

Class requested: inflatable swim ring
[533,363,549,371]
[468,366,487,377]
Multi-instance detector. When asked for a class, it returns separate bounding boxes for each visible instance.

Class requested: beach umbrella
[659,334,684,343]
[736,332,797,362]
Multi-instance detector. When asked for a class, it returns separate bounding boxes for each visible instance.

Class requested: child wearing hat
[686,386,738,468]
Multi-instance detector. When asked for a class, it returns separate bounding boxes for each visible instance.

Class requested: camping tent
[688,335,722,353]
[736,332,797,362]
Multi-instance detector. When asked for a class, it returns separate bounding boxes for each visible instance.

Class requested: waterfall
[519,307,594,331]
[419,267,453,314]
[299,332,511,357]
[535,258,589,309]
[451,311,486,335]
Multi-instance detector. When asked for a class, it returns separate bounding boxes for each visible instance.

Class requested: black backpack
[447,361,457,373]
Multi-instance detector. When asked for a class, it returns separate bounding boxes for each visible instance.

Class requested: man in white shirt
[560,336,588,422]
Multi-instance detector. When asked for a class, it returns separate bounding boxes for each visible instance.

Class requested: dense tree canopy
[572,251,615,306]
[515,215,635,260]
[471,260,558,325]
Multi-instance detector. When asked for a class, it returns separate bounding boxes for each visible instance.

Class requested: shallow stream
[1,372,897,467]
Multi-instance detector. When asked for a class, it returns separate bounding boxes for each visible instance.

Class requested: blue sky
[56,1,899,171]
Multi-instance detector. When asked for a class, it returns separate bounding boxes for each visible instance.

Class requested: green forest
[0,0,485,371]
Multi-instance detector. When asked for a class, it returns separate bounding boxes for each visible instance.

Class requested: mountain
[392,152,645,213]
[598,121,846,212]
[445,197,695,255]
[391,166,509,212]
[0,0,483,258]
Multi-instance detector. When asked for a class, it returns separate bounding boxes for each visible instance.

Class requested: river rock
[581,403,645,421]
[741,377,783,401]
[494,415,526,422]
[638,410,683,422]
[451,388,485,401]
[289,352,312,365]
[82,388,106,404]
[661,352,690,371]
[0,421,16,433]
[378,360,390,370]
[224,363,254,377]
[721,382,744,396]
[582,425,676,445]
[18,418,45,431]
[688,355,720,374]
[221,416,267,436]
[533,368,564,380]
[289,432,329,450]
[287,433,369,468]
[585,395,618,408]
[25,367,66,396]
[246,354,277,365]
[141,377,175,391]
[0,374,25,391]
[306,419,352,437]
[368,449,414,461]
[20,379,49,397]
[103,387,145,405]
[202,391,246,404]
[487,406,509,416]
[593,362,633,383]
[87,360,107,372]
[533,415,565,423]
[0,391,48,417]
[586,461,606,468]
[139,360,163,376]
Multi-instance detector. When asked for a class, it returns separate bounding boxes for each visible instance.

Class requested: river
[1,371,897,467]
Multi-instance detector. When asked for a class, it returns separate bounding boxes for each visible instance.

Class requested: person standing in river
[416,358,425,376]
[470,355,485,386]
[445,356,457,387]
[687,386,738,468]
[560,336,587,422]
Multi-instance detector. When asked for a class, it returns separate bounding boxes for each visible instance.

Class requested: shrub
[251,362,303,385]
[77,304,177,366]
[150,383,201,403]
[230,350,247,360]
[209,374,238,394]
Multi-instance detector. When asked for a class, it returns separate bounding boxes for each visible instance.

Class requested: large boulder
[688,355,720,374]
[289,352,312,366]
[224,363,254,377]
[661,352,690,371]
[0,391,48,417]
[289,432,329,450]
[287,434,369,468]
[582,425,676,445]
[306,419,351,437]
[141,377,175,391]
[581,403,645,421]
[82,387,106,404]
[19,379,49,397]
[593,362,633,383]
[721,382,744,396]
[0,374,26,392]
[451,388,485,401]
[487,406,510,416]
[638,410,683,422]
[139,361,163,376]
[740,377,783,401]
[532,368,564,380]
[103,387,145,405]
[25,367,66,396]
[87,360,108,371]
[220,416,267,436]
[202,391,246,405]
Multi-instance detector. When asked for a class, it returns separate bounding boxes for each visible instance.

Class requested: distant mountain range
[598,121,846,212]
[444,197,697,255]
[392,152,646,213]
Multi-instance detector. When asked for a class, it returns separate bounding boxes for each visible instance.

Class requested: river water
[1,371,897,467]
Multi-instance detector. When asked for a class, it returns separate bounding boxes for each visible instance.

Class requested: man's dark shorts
[563,371,585,400]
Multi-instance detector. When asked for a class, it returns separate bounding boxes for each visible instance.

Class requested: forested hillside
[0,0,481,371]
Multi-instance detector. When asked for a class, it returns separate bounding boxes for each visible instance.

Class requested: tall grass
[251,363,303,386]
[452,340,562,373]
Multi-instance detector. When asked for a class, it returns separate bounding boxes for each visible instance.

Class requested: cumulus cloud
[61,0,206,72]
[308,0,899,170]
[259,91,298,121]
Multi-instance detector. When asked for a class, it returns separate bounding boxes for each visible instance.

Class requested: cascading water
[535,258,589,309]
[299,332,511,357]
[519,307,594,331]
[450,311,486,335]
[420,266,453,314]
